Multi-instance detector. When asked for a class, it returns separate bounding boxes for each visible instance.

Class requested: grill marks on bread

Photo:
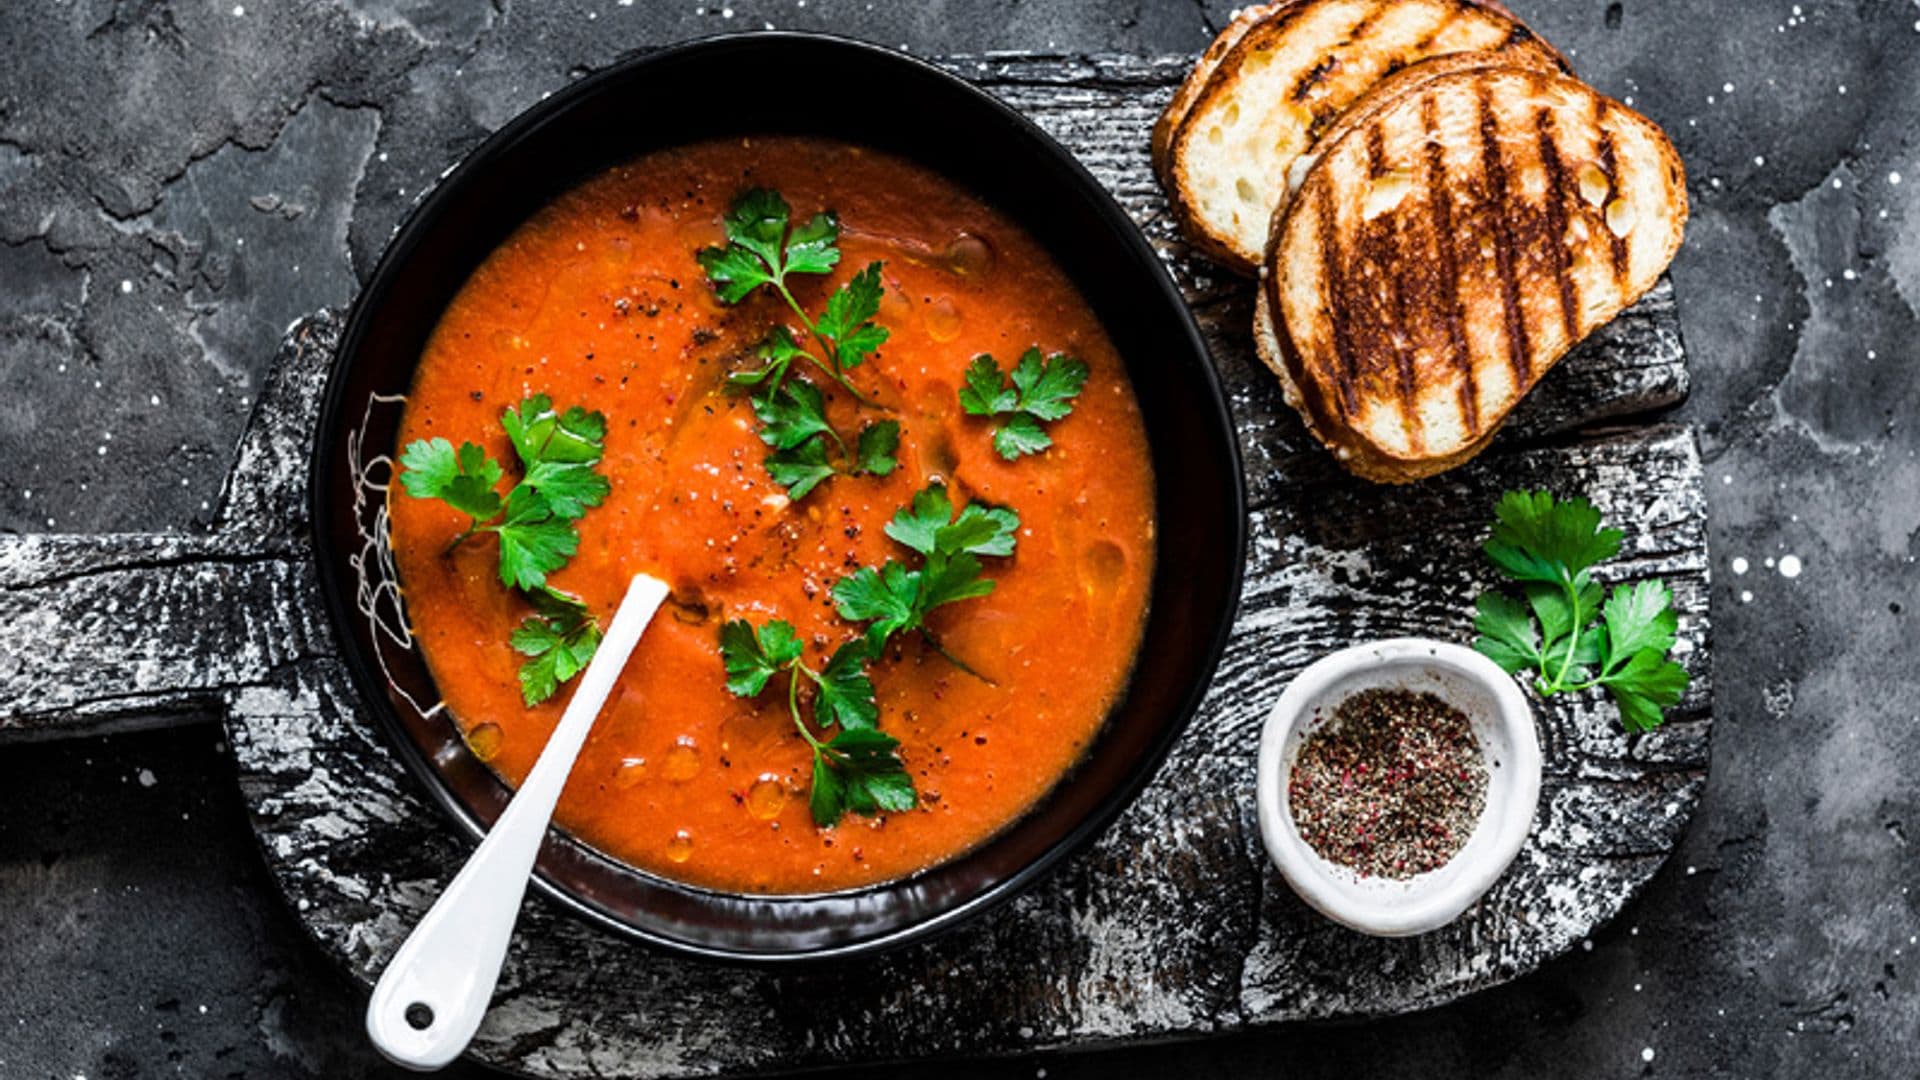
[1476,81,1533,395]
[1596,115,1631,280]
[1267,64,1688,482]
[1418,89,1479,434]
[1155,0,1569,272]
[1535,109,1582,345]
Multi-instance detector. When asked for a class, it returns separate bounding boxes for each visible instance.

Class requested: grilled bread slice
[1150,3,1289,173]
[1158,0,1567,274]
[1258,52,1540,385]
[1275,49,1530,205]
[1253,52,1519,433]
[1152,5,1551,186]
[1264,64,1688,482]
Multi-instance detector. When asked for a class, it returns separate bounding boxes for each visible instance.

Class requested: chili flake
[1287,688,1488,879]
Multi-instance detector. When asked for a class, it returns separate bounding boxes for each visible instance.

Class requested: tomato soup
[388,137,1156,893]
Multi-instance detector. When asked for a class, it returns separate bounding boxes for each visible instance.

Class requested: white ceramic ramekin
[1254,638,1542,936]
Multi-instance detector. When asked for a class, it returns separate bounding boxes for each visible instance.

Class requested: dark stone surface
[0,1,1914,1078]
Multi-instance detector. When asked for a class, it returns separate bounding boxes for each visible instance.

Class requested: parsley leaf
[757,395,894,497]
[500,395,609,519]
[719,618,879,737]
[1606,648,1689,734]
[1470,490,1688,733]
[697,188,840,304]
[719,618,804,697]
[715,482,1024,825]
[1011,347,1090,421]
[697,188,904,499]
[511,588,603,706]
[831,561,921,649]
[502,394,607,468]
[765,437,837,501]
[1472,592,1543,675]
[1602,579,1680,660]
[398,438,504,522]
[882,483,1019,558]
[991,414,1053,460]
[959,355,1018,414]
[753,379,833,451]
[814,262,889,370]
[939,502,1019,558]
[1483,490,1622,585]
[813,641,878,731]
[807,754,847,827]
[723,188,791,263]
[491,486,580,591]
[782,209,842,276]
[811,727,915,825]
[728,325,808,390]
[822,727,914,790]
[833,484,1016,657]
[881,484,955,555]
[697,189,840,303]
[856,420,900,476]
[521,461,610,521]
[917,551,996,611]
[698,244,776,305]
[958,348,1090,459]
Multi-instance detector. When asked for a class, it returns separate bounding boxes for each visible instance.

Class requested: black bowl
[311,31,1245,963]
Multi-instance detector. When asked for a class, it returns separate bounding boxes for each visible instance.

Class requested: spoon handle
[365,573,670,1071]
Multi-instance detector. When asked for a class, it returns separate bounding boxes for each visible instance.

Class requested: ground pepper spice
[1288,688,1488,879]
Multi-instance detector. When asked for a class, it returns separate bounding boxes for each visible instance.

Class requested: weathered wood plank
[209,316,1707,1078]
[215,329,1706,1075]
[233,658,1260,1075]
[0,53,1711,1080]
[1228,426,1711,1022]
[0,316,336,741]
[0,534,313,737]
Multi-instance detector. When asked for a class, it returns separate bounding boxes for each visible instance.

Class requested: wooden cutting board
[0,54,1710,1077]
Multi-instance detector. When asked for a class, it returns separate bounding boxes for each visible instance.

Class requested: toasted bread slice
[1274,50,1534,207]
[1151,4,1290,175]
[1153,6,1558,185]
[1265,65,1688,483]
[1160,0,1567,273]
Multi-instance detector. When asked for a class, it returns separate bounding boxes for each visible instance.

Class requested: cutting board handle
[0,313,341,743]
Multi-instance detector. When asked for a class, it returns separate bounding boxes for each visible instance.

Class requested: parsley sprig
[1471,490,1689,733]
[510,587,604,706]
[398,395,611,706]
[698,191,884,394]
[718,620,913,827]
[699,189,900,501]
[832,484,1018,680]
[959,347,1089,459]
[714,484,1019,826]
[750,378,900,501]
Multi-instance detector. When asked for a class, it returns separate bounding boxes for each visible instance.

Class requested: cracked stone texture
[0,1,1914,1078]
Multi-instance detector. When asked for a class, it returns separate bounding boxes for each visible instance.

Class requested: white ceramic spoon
[365,573,670,1071]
